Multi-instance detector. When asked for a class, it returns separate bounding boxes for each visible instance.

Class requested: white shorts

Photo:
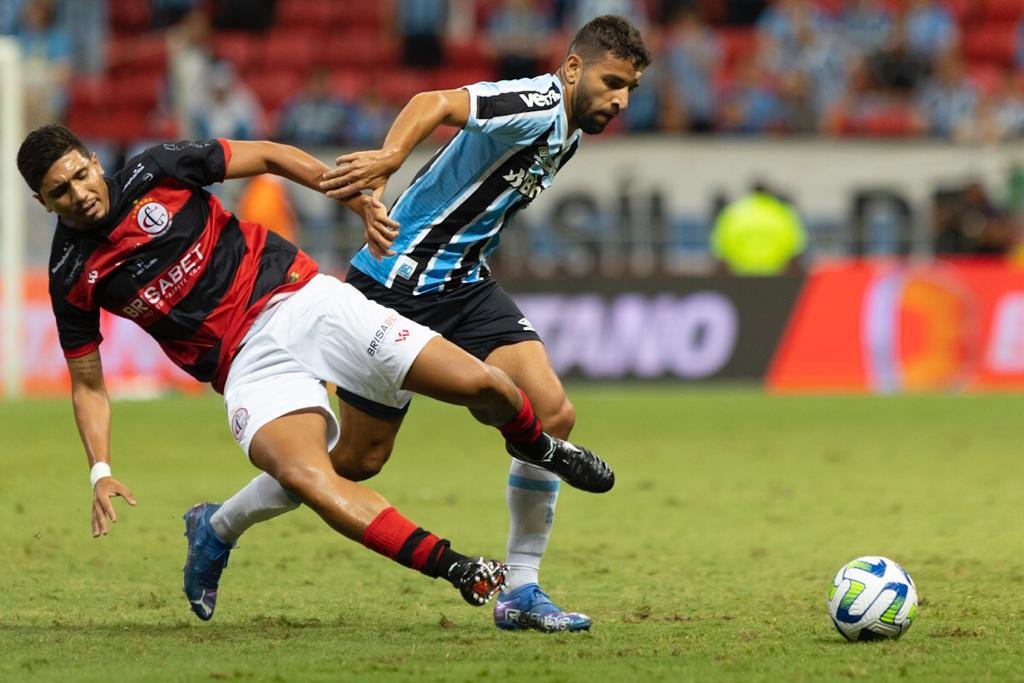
[223,274,439,456]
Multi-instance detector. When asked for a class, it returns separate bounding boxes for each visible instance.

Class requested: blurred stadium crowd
[6,0,1024,144]
[7,0,1024,273]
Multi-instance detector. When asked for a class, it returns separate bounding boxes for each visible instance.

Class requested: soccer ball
[827,555,918,641]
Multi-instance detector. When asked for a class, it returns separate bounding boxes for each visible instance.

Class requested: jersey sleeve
[49,283,102,358]
[146,139,230,188]
[463,80,561,147]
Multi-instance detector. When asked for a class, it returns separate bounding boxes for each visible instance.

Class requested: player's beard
[574,88,613,135]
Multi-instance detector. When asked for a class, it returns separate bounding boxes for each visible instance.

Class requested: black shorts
[336,268,542,419]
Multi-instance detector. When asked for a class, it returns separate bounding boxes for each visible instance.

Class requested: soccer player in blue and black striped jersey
[210,15,650,632]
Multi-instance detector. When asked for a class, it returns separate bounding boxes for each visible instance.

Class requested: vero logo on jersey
[518,89,560,109]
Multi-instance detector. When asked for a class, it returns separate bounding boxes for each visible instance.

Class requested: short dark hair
[568,15,652,70]
[17,124,90,193]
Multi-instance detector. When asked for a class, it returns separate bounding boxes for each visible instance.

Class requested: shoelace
[529,588,555,610]
[509,585,555,612]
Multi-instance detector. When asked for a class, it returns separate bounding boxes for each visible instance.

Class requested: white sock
[504,459,560,591]
[210,473,301,544]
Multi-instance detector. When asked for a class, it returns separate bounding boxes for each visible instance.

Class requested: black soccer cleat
[507,437,615,493]
[449,557,507,607]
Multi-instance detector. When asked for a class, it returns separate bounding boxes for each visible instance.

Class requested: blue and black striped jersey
[351,73,581,295]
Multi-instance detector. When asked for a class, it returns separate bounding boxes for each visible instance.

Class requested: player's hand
[91,477,137,537]
[361,192,399,259]
[320,148,400,199]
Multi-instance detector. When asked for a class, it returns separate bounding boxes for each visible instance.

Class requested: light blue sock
[504,460,560,591]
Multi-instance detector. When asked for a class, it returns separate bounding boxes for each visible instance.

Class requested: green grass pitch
[1,388,1021,681]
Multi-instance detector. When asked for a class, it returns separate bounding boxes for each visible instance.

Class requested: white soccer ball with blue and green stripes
[827,555,918,641]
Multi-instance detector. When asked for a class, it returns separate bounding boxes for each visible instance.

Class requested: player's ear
[563,53,582,85]
[32,192,50,212]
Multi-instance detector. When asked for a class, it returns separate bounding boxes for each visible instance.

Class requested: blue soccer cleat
[493,583,592,632]
[182,502,233,621]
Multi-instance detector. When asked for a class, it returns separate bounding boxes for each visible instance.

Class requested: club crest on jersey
[133,199,172,236]
[230,408,249,442]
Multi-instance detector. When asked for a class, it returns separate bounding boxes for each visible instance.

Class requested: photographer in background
[934,181,1021,257]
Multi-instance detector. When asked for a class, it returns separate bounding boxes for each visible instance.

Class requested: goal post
[1,38,25,398]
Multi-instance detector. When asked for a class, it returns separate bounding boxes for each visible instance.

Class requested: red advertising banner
[768,259,1024,393]
[3,270,201,396]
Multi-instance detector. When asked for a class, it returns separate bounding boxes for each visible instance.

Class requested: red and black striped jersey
[47,139,317,392]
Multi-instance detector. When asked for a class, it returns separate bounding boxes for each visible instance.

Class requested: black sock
[421,539,469,583]
[508,432,555,461]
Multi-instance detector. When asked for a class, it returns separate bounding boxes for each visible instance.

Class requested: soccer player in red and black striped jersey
[17,124,612,621]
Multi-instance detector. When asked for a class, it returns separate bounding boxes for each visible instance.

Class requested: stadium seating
[432,66,498,91]
[275,0,334,29]
[243,68,303,113]
[325,30,397,70]
[59,0,1024,143]
[213,32,257,72]
[968,62,1007,97]
[106,72,164,110]
[955,0,980,23]
[331,1,385,30]
[376,69,432,106]
[107,35,166,75]
[257,29,321,70]
[718,27,758,70]
[329,69,371,100]
[68,106,149,144]
[981,0,1024,23]
[962,22,1019,68]
[109,0,150,36]
[445,37,492,70]
[859,108,916,137]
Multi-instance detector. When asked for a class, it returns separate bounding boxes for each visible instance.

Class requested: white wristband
[90,461,111,488]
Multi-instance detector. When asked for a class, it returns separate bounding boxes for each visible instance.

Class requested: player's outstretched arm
[67,351,136,536]
[223,139,335,192]
[320,89,471,200]
[222,139,394,235]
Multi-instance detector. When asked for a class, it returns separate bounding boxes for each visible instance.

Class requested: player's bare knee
[330,439,393,481]
[458,363,508,409]
[479,365,522,419]
[542,398,576,438]
[338,450,390,481]
[273,463,330,504]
